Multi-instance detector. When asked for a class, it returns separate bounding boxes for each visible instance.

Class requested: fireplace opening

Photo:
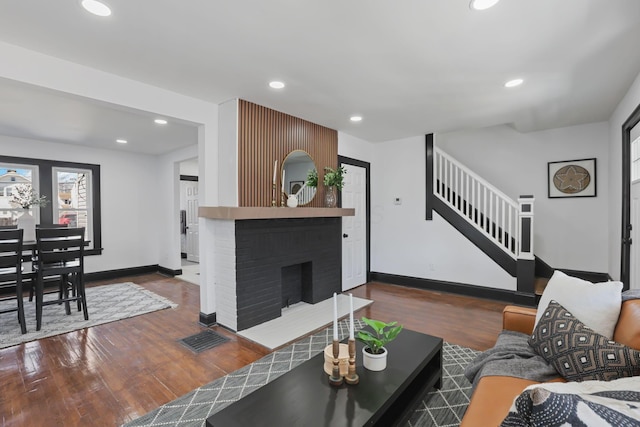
[281,262,312,308]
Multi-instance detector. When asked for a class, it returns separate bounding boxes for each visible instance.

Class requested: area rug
[0,282,177,349]
[237,293,373,349]
[124,320,480,427]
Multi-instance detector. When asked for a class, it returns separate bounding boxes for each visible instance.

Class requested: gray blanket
[463,330,559,390]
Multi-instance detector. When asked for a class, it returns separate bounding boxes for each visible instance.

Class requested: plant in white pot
[9,184,48,241]
[356,317,403,371]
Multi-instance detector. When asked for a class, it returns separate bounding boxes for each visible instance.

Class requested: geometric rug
[124,319,480,427]
[0,282,177,349]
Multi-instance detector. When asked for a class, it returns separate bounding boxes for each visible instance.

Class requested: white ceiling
[1,0,639,154]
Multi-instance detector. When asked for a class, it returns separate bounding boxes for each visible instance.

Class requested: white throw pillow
[534,270,622,338]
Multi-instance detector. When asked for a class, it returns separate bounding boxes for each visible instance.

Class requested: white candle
[273,160,277,184]
[333,292,338,341]
[349,293,354,340]
[281,169,286,193]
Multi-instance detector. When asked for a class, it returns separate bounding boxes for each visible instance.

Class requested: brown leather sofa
[460,298,640,427]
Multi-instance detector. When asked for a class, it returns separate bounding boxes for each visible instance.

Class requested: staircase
[430,145,536,300]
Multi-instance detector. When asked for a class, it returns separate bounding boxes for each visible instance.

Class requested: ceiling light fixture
[116,139,128,144]
[350,116,363,122]
[504,78,524,88]
[154,118,168,125]
[470,0,500,10]
[269,81,285,89]
[81,0,112,17]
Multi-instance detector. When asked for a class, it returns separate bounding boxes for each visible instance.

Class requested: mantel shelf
[199,206,355,220]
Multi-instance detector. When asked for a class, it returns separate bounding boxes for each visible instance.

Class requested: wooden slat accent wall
[238,100,338,207]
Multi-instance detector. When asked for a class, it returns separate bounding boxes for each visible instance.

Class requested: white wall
[608,71,640,280]
[0,134,164,274]
[437,122,610,273]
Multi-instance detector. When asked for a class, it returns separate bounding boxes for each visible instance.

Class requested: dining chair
[34,227,88,331]
[0,229,27,334]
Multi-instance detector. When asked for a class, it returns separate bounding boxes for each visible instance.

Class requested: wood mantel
[199,206,355,220]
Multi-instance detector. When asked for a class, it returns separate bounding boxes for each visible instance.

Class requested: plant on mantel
[323,166,346,190]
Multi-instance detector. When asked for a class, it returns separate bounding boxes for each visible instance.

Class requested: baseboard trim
[558,269,611,283]
[199,312,217,326]
[85,265,160,282]
[370,272,536,306]
[158,266,182,277]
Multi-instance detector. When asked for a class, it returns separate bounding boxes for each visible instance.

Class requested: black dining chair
[0,228,27,334]
[34,227,88,331]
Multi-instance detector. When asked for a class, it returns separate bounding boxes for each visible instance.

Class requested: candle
[349,293,354,340]
[273,160,277,184]
[333,292,338,341]
[281,169,286,193]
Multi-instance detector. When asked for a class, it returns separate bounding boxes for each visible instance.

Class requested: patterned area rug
[0,282,177,349]
[125,320,480,427]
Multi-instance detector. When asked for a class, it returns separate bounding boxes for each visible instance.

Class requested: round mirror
[281,150,317,205]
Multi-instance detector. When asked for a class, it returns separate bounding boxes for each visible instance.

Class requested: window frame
[0,155,102,255]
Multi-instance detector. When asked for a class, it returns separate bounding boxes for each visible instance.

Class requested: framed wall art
[548,158,596,198]
[289,180,304,195]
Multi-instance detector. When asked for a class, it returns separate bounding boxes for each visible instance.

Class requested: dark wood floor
[0,273,507,427]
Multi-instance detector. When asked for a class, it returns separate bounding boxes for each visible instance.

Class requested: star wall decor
[548,158,597,198]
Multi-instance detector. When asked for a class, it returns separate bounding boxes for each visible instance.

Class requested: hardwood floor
[0,274,508,427]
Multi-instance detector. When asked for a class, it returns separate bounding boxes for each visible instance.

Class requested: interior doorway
[339,156,370,291]
[630,125,640,289]
[179,158,199,283]
[621,102,640,290]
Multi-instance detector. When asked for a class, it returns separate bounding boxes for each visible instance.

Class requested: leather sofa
[460,298,640,426]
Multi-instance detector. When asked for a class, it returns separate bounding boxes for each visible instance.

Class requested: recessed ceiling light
[81,0,112,17]
[269,81,285,89]
[116,139,128,144]
[350,116,363,122]
[154,118,168,125]
[470,0,500,10]
[505,78,524,88]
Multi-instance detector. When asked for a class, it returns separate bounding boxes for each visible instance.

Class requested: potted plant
[322,166,346,208]
[356,317,403,371]
[306,168,318,188]
[9,183,49,241]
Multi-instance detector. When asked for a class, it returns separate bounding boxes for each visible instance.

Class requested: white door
[341,163,367,291]
[185,181,200,262]
[631,183,640,289]
[631,129,640,289]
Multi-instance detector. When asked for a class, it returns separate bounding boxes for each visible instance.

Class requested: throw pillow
[529,300,640,382]
[534,270,622,338]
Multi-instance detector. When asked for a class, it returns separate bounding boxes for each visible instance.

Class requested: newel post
[516,195,535,299]
[518,196,535,260]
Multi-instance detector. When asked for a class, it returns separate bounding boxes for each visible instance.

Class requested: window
[53,167,93,245]
[0,164,40,225]
[632,135,640,183]
[0,155,101,255]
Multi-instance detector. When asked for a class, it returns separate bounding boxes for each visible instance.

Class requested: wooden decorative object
[345,338,359,385]
[328,339,344,386]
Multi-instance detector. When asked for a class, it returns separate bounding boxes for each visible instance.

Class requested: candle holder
[271,183,277,207]
[328,339,344,386]
[280,190,286,207]
[345,338,359,385]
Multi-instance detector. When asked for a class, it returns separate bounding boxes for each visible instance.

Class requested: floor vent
[179,330,229,353]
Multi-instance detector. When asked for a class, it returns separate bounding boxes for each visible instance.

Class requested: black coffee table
[206,329,443,426]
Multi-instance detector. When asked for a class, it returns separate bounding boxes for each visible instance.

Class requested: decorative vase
[362,347,387,371]
[17,209,36,241]
[324,186,337,208]
[287,195,298,208]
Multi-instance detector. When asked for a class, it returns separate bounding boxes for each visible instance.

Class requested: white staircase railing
[434,148,534,259]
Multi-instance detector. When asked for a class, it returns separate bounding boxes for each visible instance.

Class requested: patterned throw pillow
[529,300,640,382]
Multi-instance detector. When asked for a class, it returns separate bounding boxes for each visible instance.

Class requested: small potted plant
[306,168,318,188]
[322,166,346,208]
[356,317,403,371]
